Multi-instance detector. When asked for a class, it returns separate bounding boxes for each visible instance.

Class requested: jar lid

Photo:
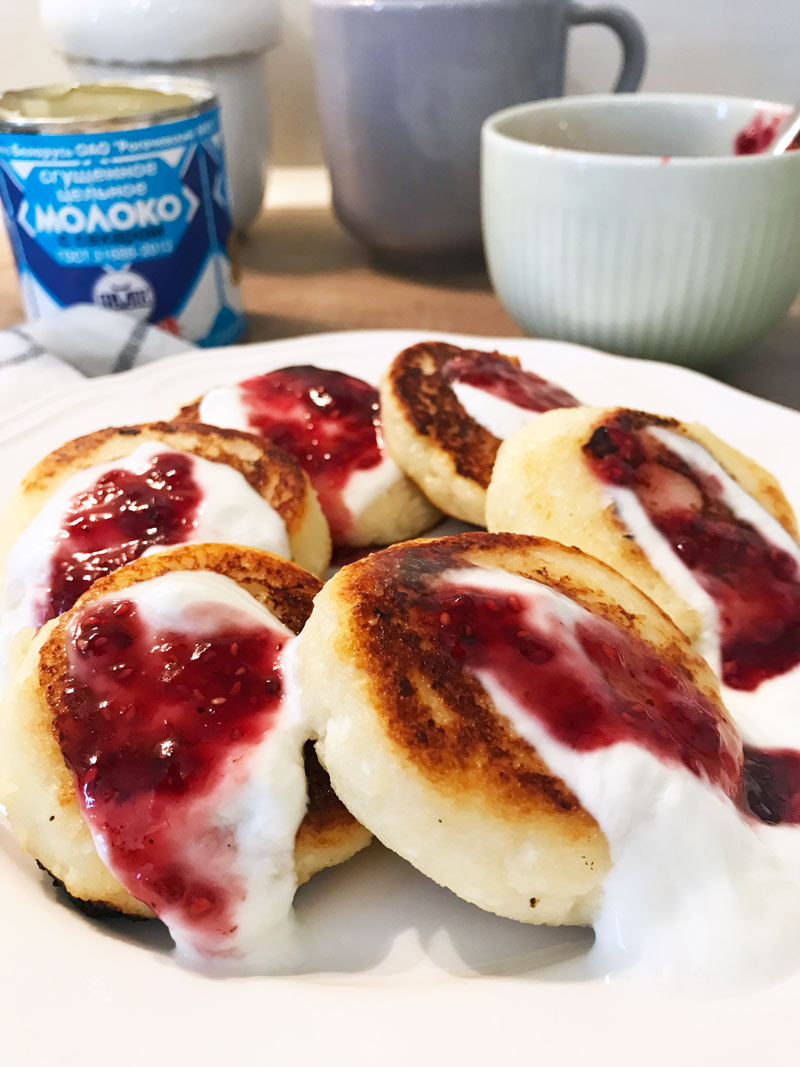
[40,0,282,64]
[0,79,217,133]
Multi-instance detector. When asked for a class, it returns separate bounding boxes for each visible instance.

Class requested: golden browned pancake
[178,375,442,549]
[0,422,331,582]
[486,407,798,646]
[178,399,207,422]
[295,741,372,886]
[379,342,510,525]
[380,341,579,527]
[0,544,370,919]
[295,532,729,926]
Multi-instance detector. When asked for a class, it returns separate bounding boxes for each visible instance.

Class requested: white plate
[1,330,799,1067]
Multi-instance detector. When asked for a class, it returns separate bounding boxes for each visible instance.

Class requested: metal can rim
[0,76,219,135]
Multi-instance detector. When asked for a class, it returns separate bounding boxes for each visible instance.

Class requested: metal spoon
[771,107,800,155]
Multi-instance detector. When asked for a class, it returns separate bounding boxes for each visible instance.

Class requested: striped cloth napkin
[0,305,193,414]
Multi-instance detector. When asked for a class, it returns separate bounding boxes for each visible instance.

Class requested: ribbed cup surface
[483,96,800,366]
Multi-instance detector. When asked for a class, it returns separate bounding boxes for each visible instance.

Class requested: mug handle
[567,3,647,93]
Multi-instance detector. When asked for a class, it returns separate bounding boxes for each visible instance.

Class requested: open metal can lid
[0,77,218,135]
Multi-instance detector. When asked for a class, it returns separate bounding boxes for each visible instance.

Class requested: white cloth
[0,305,193,414]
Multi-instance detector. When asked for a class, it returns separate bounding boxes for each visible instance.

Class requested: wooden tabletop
[2,191,799,410]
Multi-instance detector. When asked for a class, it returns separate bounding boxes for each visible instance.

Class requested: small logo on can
[93,271,156,319]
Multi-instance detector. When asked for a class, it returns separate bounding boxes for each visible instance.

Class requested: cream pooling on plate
[1,441,290,647]
[59,570,307,972]
[433,565,800,984]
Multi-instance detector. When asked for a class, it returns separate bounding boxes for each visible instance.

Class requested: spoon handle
[771,109,800,155]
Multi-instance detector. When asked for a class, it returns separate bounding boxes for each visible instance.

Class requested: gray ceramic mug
[313,0,647,263]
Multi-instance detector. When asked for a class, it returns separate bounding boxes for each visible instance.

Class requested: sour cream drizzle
[426,565,800,984]
[583,413,800,828]
[199,367,403,543]
[443,351,579,441]
[1,442,289,646]
[60,571,307,973]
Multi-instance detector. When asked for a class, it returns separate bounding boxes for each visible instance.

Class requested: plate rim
[2,328,797,444]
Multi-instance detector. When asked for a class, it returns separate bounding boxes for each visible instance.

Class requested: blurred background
[0,0,796,166]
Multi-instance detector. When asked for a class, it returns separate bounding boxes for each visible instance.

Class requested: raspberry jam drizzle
[419,576,742,801]
[443,352,579,415]
[238,366,384,542]
[42,451,202,625]
[743,746,800,825]
[583,413,800,693]
[59,596,288,953]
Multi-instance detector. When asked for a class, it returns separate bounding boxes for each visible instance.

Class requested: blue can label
[0,106,245,347]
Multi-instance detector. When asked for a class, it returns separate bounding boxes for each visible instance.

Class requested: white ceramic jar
[40,0,282,232]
